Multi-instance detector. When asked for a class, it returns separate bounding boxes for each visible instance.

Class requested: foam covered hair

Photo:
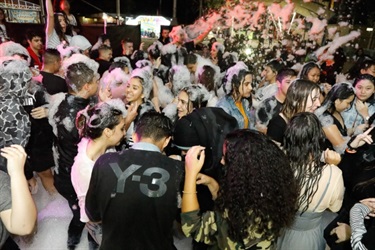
[135,59,152,69]
[212,42,225,52]
[169,25,187,40]
[170,65,191,94]
[70,35,92,51]
[76,98,127,138]
[130,66,153,99]
[0,41,30,65]
[113,56,133,73]
[100,67,129,91]
[148,41,163,58]
[56,42,81,59]
[223,61,249,94]
[183,83,210,103]
[62,53,99,76]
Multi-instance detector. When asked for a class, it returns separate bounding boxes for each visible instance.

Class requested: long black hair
[284,112,325,213]
[322,82,355,113]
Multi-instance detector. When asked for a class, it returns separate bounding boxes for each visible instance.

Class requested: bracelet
[345,148,357,154]
[182,191,197,194]
[347,136,357,151]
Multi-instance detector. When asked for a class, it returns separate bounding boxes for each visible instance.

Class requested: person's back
[87,149,182,249]
[85,112,183,249]
[41,49,68,95]
[277,113,344,250]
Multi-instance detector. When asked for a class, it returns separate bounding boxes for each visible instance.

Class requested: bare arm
[0,145,37,235]
[323,125,348,154]
[181,146,205,213]
[125,102,138,131]
[193,26,212,46]
[196,173,219,200]
[45,0,55,36]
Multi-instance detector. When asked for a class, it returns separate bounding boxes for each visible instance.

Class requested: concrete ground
[15,176,193,250]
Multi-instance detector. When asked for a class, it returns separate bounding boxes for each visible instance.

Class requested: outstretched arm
[0,145,37,235]
[193,26,212,46]
[45,0,55,36]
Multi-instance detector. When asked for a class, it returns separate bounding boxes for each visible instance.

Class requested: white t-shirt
[46,29,72,49]
[71,138,115,222]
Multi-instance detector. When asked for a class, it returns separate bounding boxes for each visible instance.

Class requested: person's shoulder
[216,96,231,106]
[325,163,343,174]
[269,113,284,124]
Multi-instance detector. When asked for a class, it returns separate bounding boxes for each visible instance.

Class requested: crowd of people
[0,0,375,249]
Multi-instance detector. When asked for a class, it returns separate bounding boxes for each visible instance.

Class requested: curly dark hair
[76,102,124,139]
[216,129,298,244]
[284,112,325,213]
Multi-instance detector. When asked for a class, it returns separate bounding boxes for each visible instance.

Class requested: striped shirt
[350,203,371,250]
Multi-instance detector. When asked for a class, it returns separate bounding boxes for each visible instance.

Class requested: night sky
[23,0,201,24]
[26,0,375,26]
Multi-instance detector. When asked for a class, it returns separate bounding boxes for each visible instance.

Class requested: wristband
[347,136,357,151]
[182,191,197,194]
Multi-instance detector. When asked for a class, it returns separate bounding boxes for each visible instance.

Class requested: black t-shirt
[267,114,287,144]
[40,71,68,95]
[321,111,347,151]
[96,59,112,77]
[86,148,184,250]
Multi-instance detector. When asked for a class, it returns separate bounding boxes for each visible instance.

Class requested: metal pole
[39,0,45,24]
[116,0,120,17]
[171,0,177,25]
[116,0,120,24]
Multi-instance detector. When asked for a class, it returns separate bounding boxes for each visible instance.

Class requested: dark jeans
[54,174,85,247]
[324,208,351,250]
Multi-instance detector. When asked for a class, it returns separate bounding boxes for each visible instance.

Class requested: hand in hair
[185,146,205,176]
[324,149,341,166]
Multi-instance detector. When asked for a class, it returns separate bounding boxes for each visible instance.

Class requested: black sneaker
[67,232,81,250]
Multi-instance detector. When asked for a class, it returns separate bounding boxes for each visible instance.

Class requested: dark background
[24,0,375,26]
